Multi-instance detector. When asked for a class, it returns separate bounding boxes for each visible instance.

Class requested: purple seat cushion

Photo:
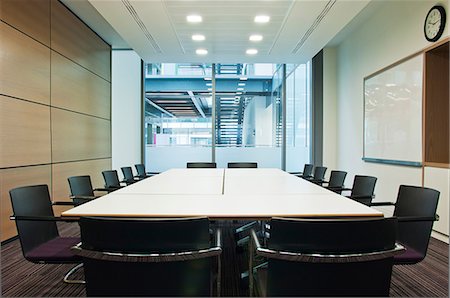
[26,237,81,263]
[394,244,424,264]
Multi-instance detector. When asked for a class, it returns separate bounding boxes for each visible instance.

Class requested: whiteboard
[363,54,423,166]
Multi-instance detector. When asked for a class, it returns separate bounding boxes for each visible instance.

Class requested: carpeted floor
[1,221,448,297]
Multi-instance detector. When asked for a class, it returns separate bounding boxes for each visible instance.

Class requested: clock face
[424,6,446,42]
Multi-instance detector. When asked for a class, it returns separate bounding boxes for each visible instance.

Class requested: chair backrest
[394,185,440,263]
[227,162,258,168]
[350,175,377,204]
[312,166,327,180]
[121,167,135,184]
[102,170,121,188]
[302,164,313,177]
[79,217,212,296]
[134,164,146,178]
[327,170,347,188]
[187,162,217,168]
[68,175,95,197]
[266,217,398,296]
[9,185,59,258]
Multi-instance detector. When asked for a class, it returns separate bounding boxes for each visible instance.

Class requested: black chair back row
[77,217,217,297]
[227,162,258,168]
[187,162,217,168]
[258,217,400,297]
[186,162,258,168]
[327,170,347,188]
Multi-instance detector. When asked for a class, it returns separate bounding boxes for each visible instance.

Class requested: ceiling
[62,0,372,64]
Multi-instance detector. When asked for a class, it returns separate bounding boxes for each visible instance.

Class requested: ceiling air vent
[292,0,336,54]
[122,0,162,53]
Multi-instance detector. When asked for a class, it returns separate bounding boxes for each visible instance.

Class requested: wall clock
[424,5,446,42]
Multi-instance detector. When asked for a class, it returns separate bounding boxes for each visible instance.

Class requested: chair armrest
[146,172,160,175]
[369,202,396,207]
[52,201,75,206]
[69,195,97,200]
[104,186,123,192]
[249,229,404,262]
[397,215,439,222]
[72,228,223,263]
[347,194,374,199]
[93,187,111,192]
[10,215,79,222]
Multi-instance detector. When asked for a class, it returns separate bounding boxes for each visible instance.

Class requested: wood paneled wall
[0,0,111,241]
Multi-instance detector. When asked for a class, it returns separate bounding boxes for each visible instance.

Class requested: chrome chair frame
[72,229,223,296]
[248,229,405,296]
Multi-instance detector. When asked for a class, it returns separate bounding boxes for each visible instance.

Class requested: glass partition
[144,62,310,171]
[285,62,311,172]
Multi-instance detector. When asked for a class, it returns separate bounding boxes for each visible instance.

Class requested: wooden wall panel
[51,108,111,163]
[0,22,50,104]
[0,96,51,168]
[51,51,111,119]
[51,0,111,81]
[0,0,50,46]
[0,165,51,241]
[51,158,111,201]
[425,42,449,165]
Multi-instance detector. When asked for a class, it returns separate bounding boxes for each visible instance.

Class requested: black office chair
[290,164,313,179]
[73,217,222,296]
[187,162,217,168]
[371,185,440,265]
[227,162,258,168]
[121,166,138,185]
[102,170,125,191]
[339,175,377,205]
[9,185,84,284]
[306,166,327,184]
[322,170,347,191]
[134,163,159,179]
[249,217,403,296]
[68,175,108,206]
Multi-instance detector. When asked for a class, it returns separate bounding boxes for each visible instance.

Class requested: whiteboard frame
[362,52,424,168]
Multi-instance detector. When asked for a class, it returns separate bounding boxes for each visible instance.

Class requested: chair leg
[63,263,85,284]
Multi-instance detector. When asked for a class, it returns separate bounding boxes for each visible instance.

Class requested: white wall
[322,47,338,173]
[112,50,142,177]
[328,1,449,239]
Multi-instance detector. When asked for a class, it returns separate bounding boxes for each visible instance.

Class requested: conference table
[62,168,382,219]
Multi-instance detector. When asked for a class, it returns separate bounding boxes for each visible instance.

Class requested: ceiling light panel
[249,34,263,41]
[187,15,202,23]
[196,48,208,55]
[163,1,292,56]
[192,34,205,41]
[254,15,270,23]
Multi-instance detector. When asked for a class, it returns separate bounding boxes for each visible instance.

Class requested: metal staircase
[216,97,247,145]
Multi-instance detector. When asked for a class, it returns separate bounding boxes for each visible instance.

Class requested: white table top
[62,168,382,219]
[113,168,224,195]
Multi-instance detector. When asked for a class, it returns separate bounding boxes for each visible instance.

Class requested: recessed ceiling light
[246,49,258,55]
[249,34,263,41]
[196,49,208,55]
[187,15,202,23]
[254,15,270,23]
[192,34,205,41]
[238,83,246,86]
